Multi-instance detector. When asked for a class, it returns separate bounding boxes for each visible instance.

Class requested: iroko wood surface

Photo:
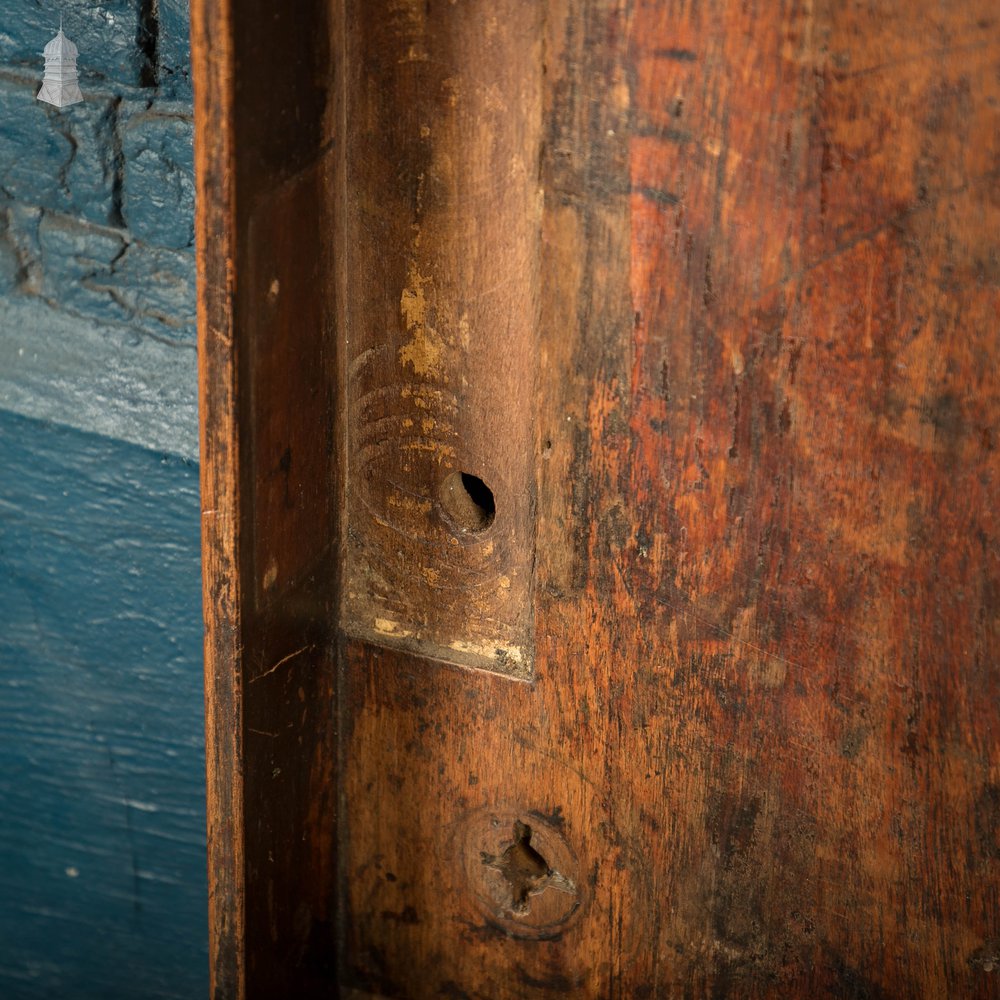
[340,0,541,677]
[193,0,340,995]
[194,0,1000,997]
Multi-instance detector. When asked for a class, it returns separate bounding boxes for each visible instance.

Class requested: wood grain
[191,0,243,994]
[195,0,1000,996]
[340,0,542,677]
[339,0,1000,997]
[193,0,340,996]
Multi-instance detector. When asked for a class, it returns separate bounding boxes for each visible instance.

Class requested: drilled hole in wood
[480,820,576,917]
[438,471,495,533]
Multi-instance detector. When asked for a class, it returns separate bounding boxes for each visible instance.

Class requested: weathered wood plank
[340,0,542,677]
[191,0,243,994]
[196,0,1000,996]
[339,1,1000,997]
[193,0,340,996]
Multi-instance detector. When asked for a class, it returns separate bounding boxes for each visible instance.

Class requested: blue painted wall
[0,0,198,459]
[0,1,205,996]
[0,412,207,998]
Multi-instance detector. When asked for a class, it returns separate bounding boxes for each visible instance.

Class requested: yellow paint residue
[387,494,433,515]
[374,618,413,638]
[399,261,427,330]
[402,440,455,457]
[449,639,524,665]
[400,385,455,412]
[398,261,445,377]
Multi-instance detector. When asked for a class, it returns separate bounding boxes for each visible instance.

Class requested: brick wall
[0,0,197,458]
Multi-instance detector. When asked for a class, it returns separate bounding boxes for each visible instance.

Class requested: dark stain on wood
[195,0,1000,996]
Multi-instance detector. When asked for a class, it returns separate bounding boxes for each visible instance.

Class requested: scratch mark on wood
[249,644,314,684]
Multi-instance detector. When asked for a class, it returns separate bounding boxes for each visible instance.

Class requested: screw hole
[439,471,496,533]
[479,820,577,917]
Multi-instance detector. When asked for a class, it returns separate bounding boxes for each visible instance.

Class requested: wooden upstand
[192,2,1000,996]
